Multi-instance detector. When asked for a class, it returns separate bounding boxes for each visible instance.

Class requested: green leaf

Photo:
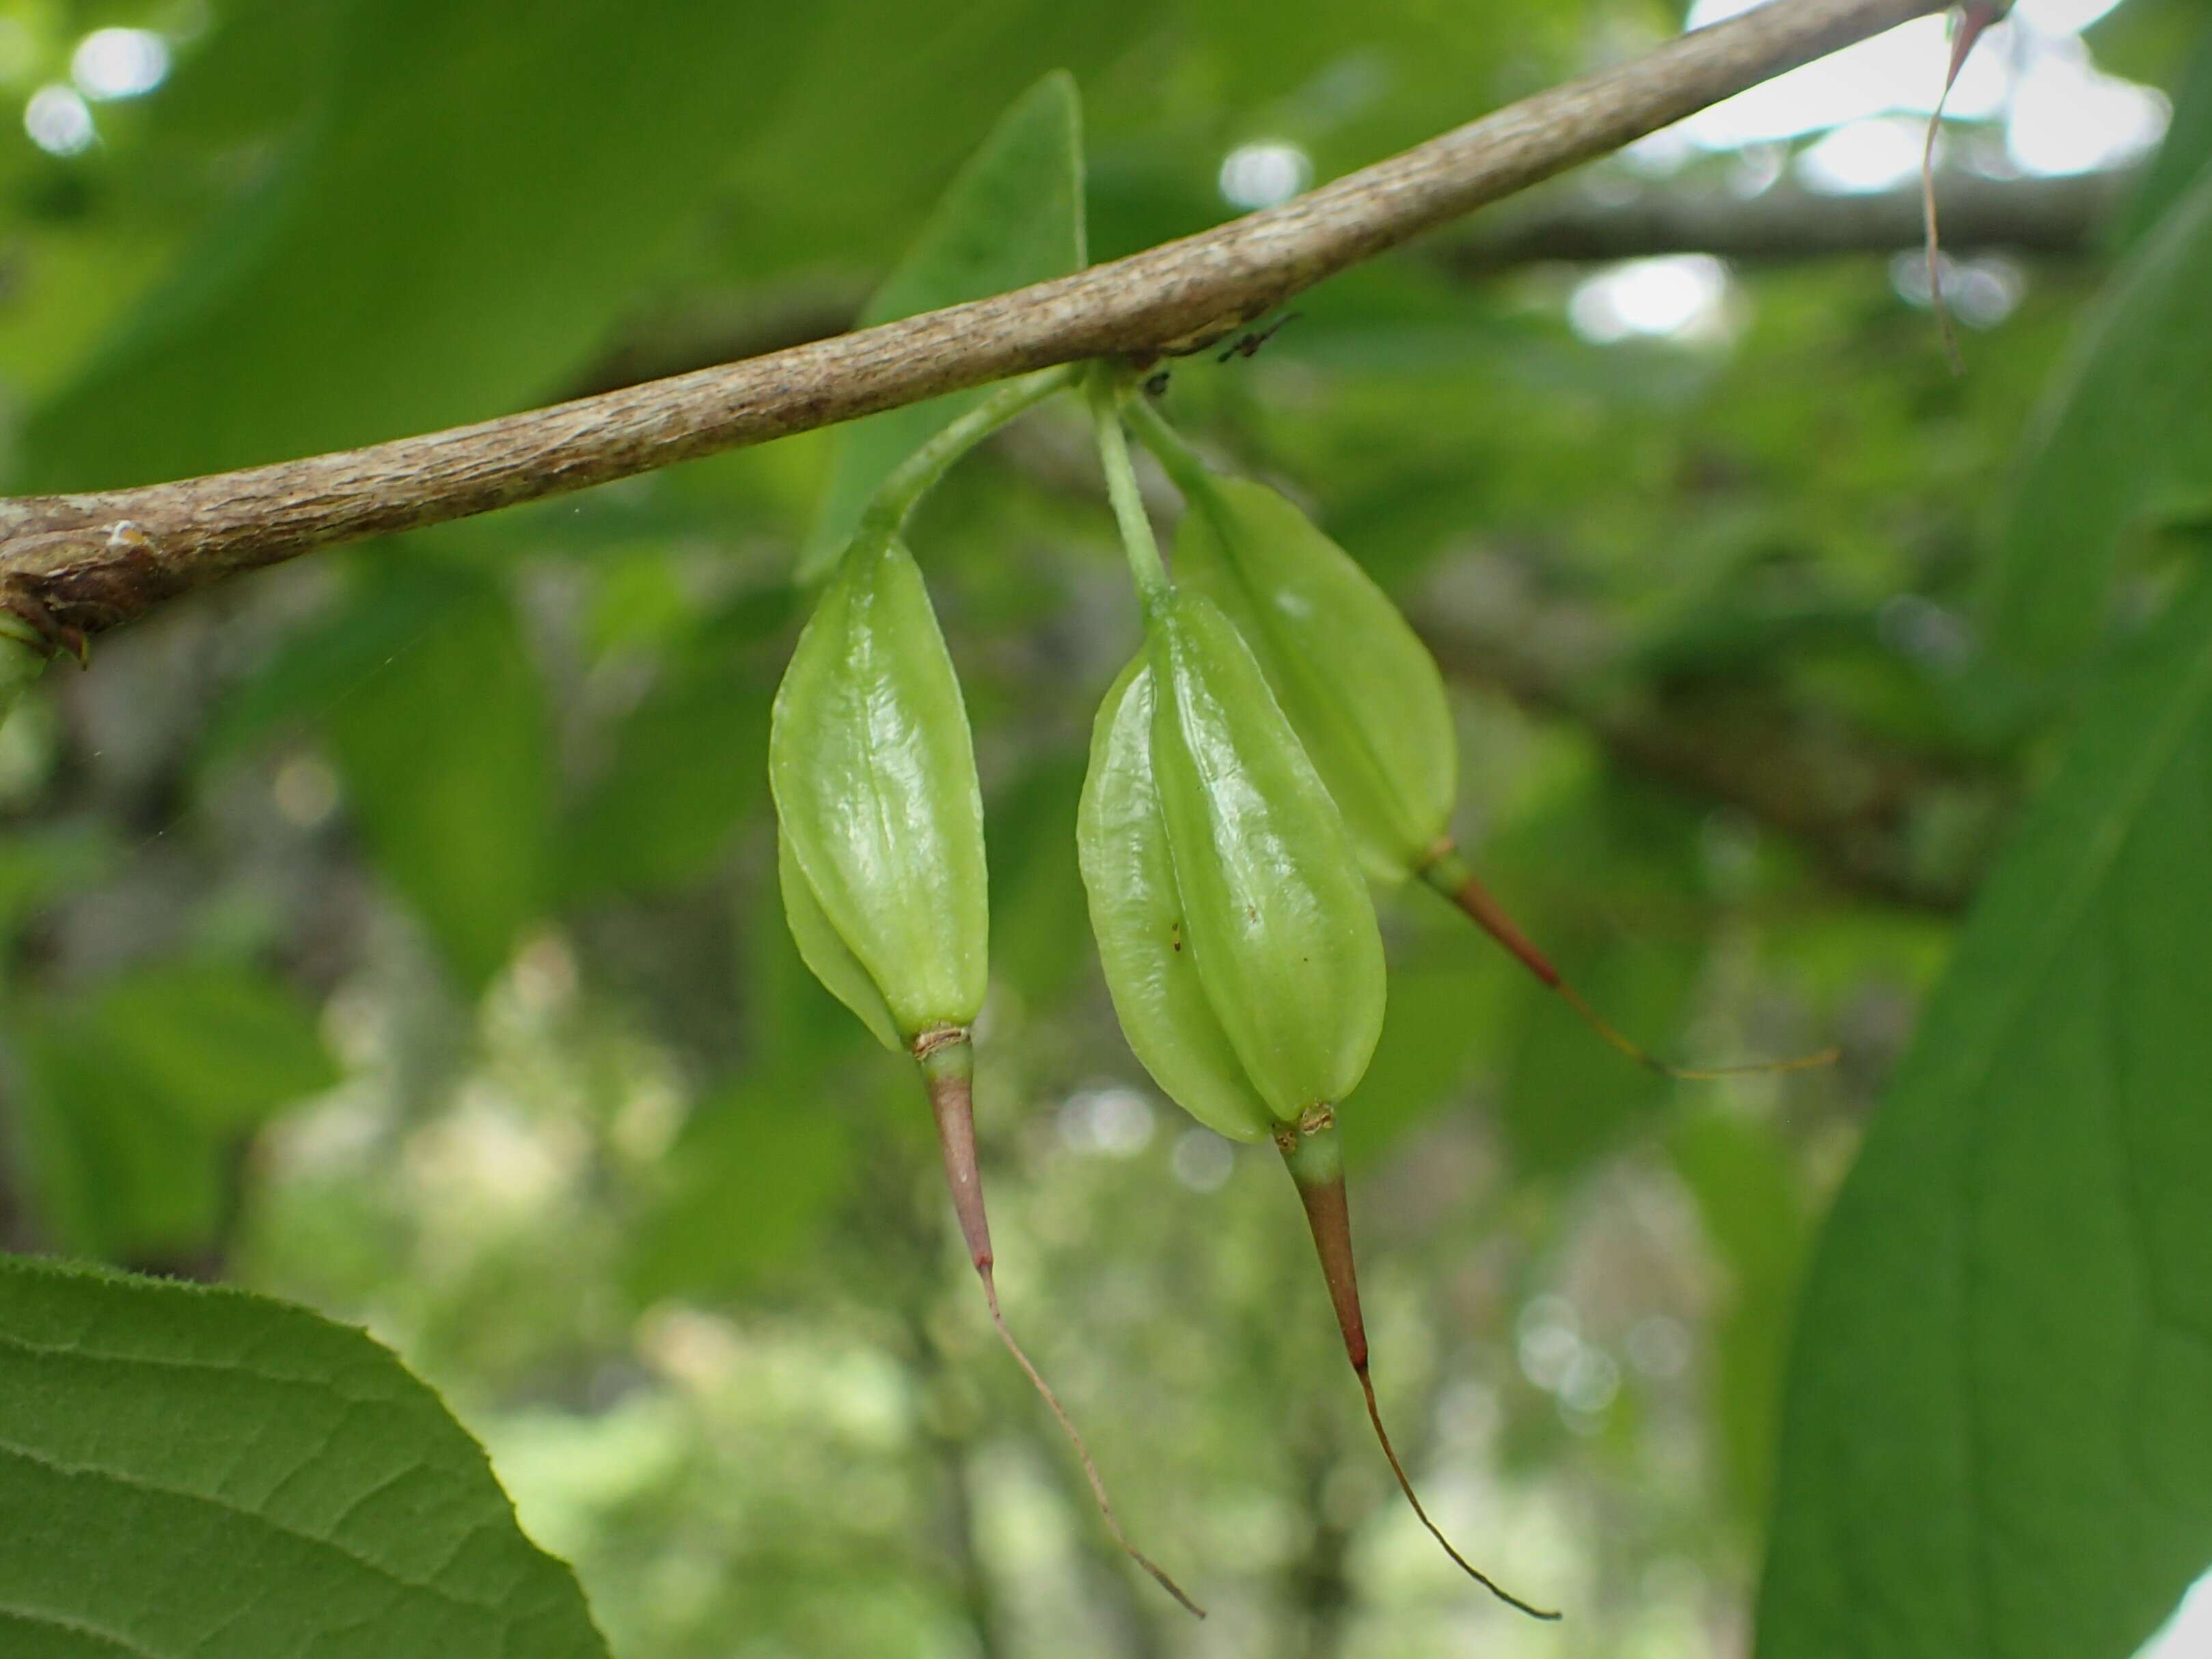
[1670,1106,1809,1529]
[1981,164,2212,688]
[10,1026,230,1265]
[0,623,43,739]
[1338,957,1495,1164]
[202,575,439,762]
[1497,933,1688,1177]
[5,964,337,1262]
[2115,21,2212,252]
[0,1257,606,1658]
[1758,571,2212,1659]
[558,654,776,903]
[325,567,551,993]
[985,752,1093,1006]
[795,72,1086,580]
[627,1075,855,1302]
[0,831,115,970]
[25,0,830,488]
[79,965,341,1132]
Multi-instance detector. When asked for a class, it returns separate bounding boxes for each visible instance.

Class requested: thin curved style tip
[1283,1140,1557,1622]
[1555,979,1842,1082]
[1431,855,1840,1082]
[925,1039,1204,1619]
[975,1266,1208,1620]
[1354,1365,1561,1623]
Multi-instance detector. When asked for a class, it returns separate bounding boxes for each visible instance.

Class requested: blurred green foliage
[3,0,2211,1655]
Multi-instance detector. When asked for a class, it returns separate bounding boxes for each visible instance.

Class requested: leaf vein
[0,1437,497,1621]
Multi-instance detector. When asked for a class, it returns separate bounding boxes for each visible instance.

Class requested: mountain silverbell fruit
[1121,394,1836,1084]
[1082,368,1556,1621]
[769,366,1199,1619]
[0,616,47,734]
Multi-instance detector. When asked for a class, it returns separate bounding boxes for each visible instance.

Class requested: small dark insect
[1216,312,1300,364]
[1143,369,1172,398]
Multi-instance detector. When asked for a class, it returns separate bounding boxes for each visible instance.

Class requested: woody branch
[0,0,1942,644]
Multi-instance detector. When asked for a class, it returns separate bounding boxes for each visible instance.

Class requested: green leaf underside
[323,569,551,994]
[0,1258,605,1658]
[628,1074,856,1300]
[769,538,987,1037]
[560,662,771,901]
[1983,162,2212,684]
[1077,658,1276,1143]
[1175,475,1456,879]
[1758,571,2212,1658]
[8,965,338,1261]
[797,71,1087,580]
[25,0,836,489]
[1144,592,1386,1120]
[777,829,904,1053]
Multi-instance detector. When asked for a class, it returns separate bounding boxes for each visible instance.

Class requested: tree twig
[1449,165,2131,273]
[0,0,1940,642]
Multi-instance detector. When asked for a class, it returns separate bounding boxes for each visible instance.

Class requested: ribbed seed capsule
[1141,589,1385,1119]
[1171,472,1455,883]
[770,533,987,1043]
[1128,400,1833,1085]
[770,530,1198,1618]
[1075,617,1555,1619]
[1087,376,1553,1619]
[1078,657,1280,1146]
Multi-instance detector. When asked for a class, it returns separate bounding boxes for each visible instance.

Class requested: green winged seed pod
[1141,589,1386,1121]
[1174,471,1456,886]
[1077,599,1549,1621]
[0,618,46,733]
[1126,398,1831,1086]
[770,533,987,1046]
[1078,657,1278,1147]
[769,527,1197,1618]
[1125,399,1451,884]
[1084,373,1554,1620]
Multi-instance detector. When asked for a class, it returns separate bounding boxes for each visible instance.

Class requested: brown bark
[0,0,1941,644]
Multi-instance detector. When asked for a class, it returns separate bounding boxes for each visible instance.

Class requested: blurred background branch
[1449,163,2134,270]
